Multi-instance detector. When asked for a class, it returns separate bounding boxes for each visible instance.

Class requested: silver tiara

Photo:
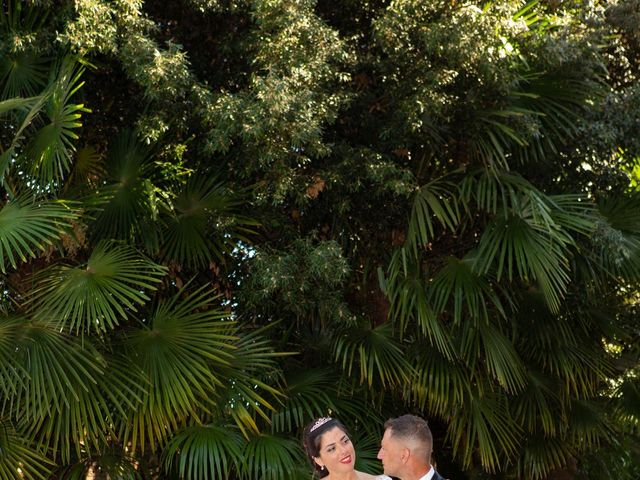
[310,417,333,432]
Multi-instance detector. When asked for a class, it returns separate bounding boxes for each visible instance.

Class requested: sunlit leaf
[29,242,166,334]
[0,198,79,273]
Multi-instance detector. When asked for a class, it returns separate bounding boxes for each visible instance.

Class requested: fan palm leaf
[470,107,529,172]
[447,390,522,472]
[29,242,167,334]
[475,321,527,394]
[0,198,78,273]
[429,255,508,325]
[473,209,572,312]
[122,286,237,452]
[611,375,640,428]
[162,424,243,480]
[461,171,595,311]
[0,94,47,186]
[21,350,147,463]
[59,452,142,480]
[568,399,610,448]
[406,348,468,417]
[512,72,605,164]
[4,320,125,461]
[0,51,49,100]
[0,0,49,38]
[511,369,562,437]
[0,419,53,480]
[332,321,414,390]
[351,430,386,475]
[90,129,164,248]
[518,435,576,480]
[270,368,338,433]
[63,145,104,191]
[0,315,24,397]
[406,178,460,255]
[219,327,286,437]
[589,193,640,280]
[26,57,89,184]
[240,433,305,480]
[383,247,454,358]
[330,380,386,437]
[162,174,258,268]
[516,293,611,397]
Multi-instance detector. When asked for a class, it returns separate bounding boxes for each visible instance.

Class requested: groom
[377,414,446,480]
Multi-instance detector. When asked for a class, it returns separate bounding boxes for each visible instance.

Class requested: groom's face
[377,428,404,477]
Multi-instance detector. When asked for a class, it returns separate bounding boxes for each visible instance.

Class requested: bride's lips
[339,455,353,464]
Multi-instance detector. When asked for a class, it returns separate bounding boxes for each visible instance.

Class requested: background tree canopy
[0,0,639,479]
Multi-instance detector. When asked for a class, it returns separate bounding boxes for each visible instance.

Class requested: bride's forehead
[319,426,348,445]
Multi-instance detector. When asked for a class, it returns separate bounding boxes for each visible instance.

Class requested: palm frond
[58,450,142,480]
[383,247,454,358]
[0,419,53,480]
[406,178,460,255]
[611,375,640,429]
[512,72,605,164]
[271,369,338,433]
[7,321,115,461]
[332,321,414,390]
[429,255,508,325]
[0,198,79,273]
[240,433,305,480]
[89,129,163,248]
[518,435,576,480]
[511,369,561,437]
[29,242,167,334]
[568,399,610,448]
[64,145,104,190]
[0,0,49,37]
[477,321,527,394]
[162,174,258,268]
[470,108,530,172]
[123,286,237,452]
[516,294,611,397]
[0,315,24,397]
[448,390,522,472]
[220,327,286,438]
[162,424,243,480]
[0,51,49,100]
[473,211,572,313]
[589,193,640,281]
[352,430,385,475]
[26,57,89,184]
[406,348,467,417]
[0,94,47,186]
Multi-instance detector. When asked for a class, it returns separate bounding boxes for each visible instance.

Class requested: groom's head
[377,414,433,479]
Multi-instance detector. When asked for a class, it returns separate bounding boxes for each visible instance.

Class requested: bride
[303,417,390,480]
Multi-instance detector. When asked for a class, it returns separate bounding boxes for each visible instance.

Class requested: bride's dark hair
[302,417,350,478]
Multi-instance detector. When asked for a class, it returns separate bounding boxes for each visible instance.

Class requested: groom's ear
[401,447,411,464]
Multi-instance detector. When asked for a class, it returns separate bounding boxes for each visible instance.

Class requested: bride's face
[315,426,357,476]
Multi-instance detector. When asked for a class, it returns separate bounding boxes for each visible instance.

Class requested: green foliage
[29,242,167,334]
[0,0,639,479]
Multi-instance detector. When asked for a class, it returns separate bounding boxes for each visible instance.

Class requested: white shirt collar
[418,465,435,480]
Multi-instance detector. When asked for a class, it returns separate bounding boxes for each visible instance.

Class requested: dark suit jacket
[388,469,447,480]
[432,469,446,480]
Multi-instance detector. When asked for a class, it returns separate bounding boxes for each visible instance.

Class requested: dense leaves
[0,0,639,479]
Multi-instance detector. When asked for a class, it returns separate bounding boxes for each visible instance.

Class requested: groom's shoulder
[433,470,448,480]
